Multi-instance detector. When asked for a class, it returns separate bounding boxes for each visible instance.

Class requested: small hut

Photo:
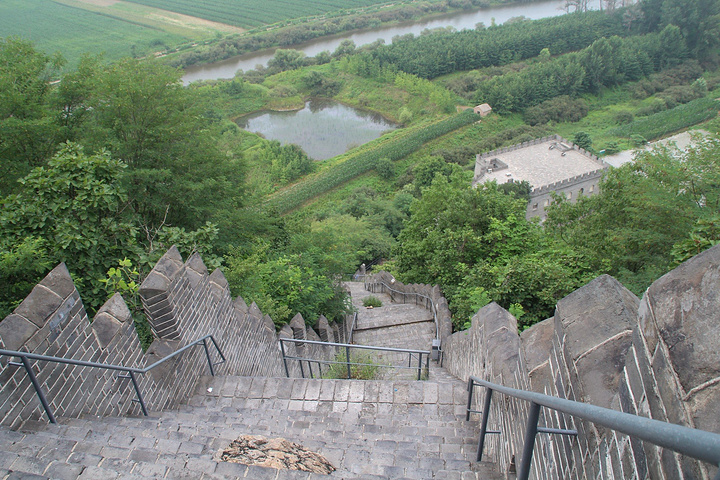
[473,103,492,116]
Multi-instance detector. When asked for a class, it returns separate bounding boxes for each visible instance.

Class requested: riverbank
[173,0,590,78]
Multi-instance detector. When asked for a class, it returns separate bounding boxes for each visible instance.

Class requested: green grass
[0,0,188,68]
[608,97,720,142]
[123,0,396,28]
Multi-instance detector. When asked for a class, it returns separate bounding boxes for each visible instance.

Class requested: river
[182,0,603,84]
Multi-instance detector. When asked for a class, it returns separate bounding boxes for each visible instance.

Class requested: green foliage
[0,37,64,194]
[362,296,383,308]
[357,10,625,80]
[609,97,720,141]
[0,237,51,319]
[224,242,351,327]
[546,136,720,296]
[322,350,380,380]
[100,258,154,350]
[265,111,478,214]
[524,96,589,126]
[455,286,491,330]
[573,131,593,150]
[0,143,140,312]
[84,58,241,230]
[671,215,720,266]
[247,141,315,186]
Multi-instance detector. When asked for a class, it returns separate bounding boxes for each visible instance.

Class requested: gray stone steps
[0,374,502,479]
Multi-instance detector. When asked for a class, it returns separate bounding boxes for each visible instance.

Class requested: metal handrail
[278,337,430,381]
[348,311,358,344]
[466,376,720,480]
[364,278,440,343]
[0,335,226,424]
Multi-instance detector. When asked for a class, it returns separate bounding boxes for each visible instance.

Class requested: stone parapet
[0,247,340,429]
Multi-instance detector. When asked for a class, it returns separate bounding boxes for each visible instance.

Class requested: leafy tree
[546,136,720,295]
[82,58,240,230]
[0,237,51,319]
[224,242,350,327]
[0,143,140,311]
[0,37,64,193]
[573,131,593,150]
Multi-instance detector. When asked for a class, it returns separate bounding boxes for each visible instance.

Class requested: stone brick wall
[0,247,340,429]
[442,245,720,479]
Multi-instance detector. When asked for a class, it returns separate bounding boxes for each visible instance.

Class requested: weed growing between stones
[322,350,381,380]
[362,295,382,308]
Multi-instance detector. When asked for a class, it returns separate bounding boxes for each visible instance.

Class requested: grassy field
[0,0,239,68]
[122,0,397,28]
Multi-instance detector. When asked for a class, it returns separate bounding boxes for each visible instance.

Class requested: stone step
[0,374,502,480]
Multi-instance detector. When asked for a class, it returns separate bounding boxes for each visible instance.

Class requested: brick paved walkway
[0,283,501,479]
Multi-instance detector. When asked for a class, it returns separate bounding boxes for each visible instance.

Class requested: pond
[236,98,397,160]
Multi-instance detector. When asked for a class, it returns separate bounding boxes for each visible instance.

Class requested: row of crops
[1,0,184,67]
[123,0,392,28]
[610,98,720,142]
[265,111,478,214]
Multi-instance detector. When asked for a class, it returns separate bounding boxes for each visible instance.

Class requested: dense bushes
[523,96,589,125]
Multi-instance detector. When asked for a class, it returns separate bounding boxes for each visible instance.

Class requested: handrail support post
[476,388,493,461]
[20,356,56,424]
[279,340,290,378]
[518,401,541,480]
[345,345,352,379]
[202,339,215,376]
[129,371,148,416]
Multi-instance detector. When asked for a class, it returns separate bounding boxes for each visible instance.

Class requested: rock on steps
[0,375,501,479]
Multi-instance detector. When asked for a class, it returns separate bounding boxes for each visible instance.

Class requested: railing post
[308,361,314,379]
[129,371,148,416]
[425,353,429,379]
[345,345,352,379]
[417,352,422,381]
[19,356,56,424]
[466,379,474,421]
[279,340,290,378]
[477,388,493,461]
[299,358,305,378]
[202,339,215,376]
[518,401,542,480]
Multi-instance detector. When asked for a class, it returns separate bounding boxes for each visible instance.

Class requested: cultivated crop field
[123,0,397,28]
[0,0,188,68]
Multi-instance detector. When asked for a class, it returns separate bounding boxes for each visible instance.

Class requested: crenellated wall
[442,244,720,479]
[0,246,342,429]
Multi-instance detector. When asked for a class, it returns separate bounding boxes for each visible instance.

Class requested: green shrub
[362,295,383,308]
[323,351,380,380]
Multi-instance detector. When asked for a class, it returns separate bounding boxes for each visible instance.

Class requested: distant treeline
[166,0,500,69]
[347,11,626,79]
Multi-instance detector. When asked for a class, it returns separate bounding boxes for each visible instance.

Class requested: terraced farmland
[123,0,396,28]
[0,0,187,68]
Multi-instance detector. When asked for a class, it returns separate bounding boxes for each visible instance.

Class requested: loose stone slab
[217,435,335,474]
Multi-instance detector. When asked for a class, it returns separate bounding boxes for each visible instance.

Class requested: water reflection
[236,98,397,160]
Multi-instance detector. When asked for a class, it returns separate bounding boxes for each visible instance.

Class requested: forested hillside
[1,0,719,345]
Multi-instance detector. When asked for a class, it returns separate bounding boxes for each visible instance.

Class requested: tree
[573,131,593,150]
[267,49,307,71]
[83,58,241,230]
[0,37,64,193]
[545,137,720,295]
[0,143,140,310]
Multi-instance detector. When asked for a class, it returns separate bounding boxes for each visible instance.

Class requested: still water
[183,0,602,84]
[236,98,397,160]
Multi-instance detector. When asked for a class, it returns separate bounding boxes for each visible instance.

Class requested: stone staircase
[345,282,437,380]
[0,374,501,479]
[0,281,503,479]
